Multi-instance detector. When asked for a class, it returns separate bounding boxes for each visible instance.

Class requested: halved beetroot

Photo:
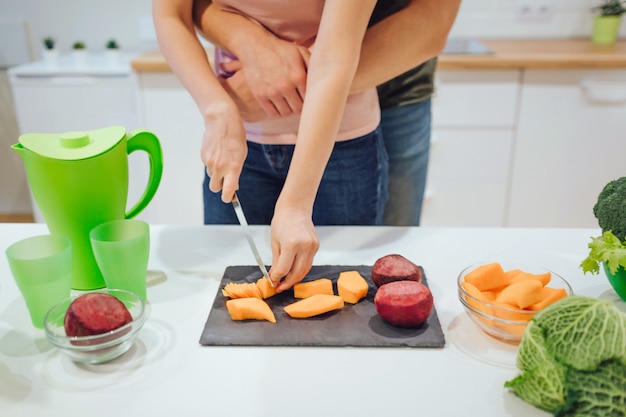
[374,281,433,328]
[64,293,132,337]
[371,254,422,288]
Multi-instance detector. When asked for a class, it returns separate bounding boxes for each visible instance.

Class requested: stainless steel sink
[442,38,493,55]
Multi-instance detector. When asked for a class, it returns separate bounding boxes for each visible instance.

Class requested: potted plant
[592,0,626,44]
[580,176,626,301]
[105,38,120,65]
[42,36,58,65]
[72,41,87,66]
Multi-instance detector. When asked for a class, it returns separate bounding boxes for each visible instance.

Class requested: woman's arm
[269,0,377,291]
[153,0,247,203]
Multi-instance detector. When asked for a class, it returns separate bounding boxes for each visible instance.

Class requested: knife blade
[232,193,274,287]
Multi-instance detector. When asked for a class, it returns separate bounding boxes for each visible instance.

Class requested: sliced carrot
[482,289,498,301]
[284,294,344,319]
[293,278,334,299]
[460,281,493,327]
[527,287,568,311]
[337,271,369,304]
[495,279,543,309]
[255,278,277,299]
[226,298,276,323]
[491,301,533,322]
[504,269,523,281]
[464,262,509,291]
[509,271,551,286]
[222,282,262,299]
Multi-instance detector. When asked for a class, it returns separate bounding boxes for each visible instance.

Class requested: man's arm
[192,1,309,118]
[353,0,462,93]
[194,0,460,95]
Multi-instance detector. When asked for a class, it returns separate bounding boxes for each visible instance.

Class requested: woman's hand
[269,207,319,292]
[200,102,248,203]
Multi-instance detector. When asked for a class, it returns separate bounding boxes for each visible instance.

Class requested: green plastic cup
[6,234,72,328]
[90,219,150,301]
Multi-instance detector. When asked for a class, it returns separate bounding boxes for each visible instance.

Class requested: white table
[1,224,623,417]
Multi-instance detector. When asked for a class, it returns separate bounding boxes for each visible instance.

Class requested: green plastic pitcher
[12,126,163,290]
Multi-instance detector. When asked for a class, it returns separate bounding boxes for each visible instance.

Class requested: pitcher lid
[18,126,126,160]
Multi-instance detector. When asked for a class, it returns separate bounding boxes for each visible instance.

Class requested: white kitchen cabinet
[508,70,626,228]
[421,70,520,226]
[136,72,205,225]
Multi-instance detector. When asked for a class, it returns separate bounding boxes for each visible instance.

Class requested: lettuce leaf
[555,359,626,417]
[581,231,626,275]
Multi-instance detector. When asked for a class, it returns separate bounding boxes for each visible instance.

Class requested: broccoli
[593,176,626,242]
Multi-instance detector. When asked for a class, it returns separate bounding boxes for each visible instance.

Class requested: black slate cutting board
[199,265,445,348]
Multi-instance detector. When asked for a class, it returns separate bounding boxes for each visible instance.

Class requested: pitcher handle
[125,129,164,219]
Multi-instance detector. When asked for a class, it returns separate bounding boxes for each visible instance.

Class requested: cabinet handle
[580,79,626,104]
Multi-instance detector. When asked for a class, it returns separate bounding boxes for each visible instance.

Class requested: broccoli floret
[593,177,626,242]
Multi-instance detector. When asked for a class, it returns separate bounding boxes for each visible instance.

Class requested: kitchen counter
[131,39,626,72]
[1,223,623,417]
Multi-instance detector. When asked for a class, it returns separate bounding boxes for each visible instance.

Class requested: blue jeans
[203,126,388,225]
[380,99,431,226]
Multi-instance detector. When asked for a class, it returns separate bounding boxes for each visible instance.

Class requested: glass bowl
[457,261,573,343]
[44,289,147,364]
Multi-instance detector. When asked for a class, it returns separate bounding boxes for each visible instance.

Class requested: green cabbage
[505,295,626,416]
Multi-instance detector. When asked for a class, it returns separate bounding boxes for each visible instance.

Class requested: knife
[232,193,274,287]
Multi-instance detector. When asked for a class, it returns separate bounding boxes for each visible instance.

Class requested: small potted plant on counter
[105,38,120,65]
[580,176,626,301]
[592,0,626,44]
[42,36,58,65]
[72,41,87,66]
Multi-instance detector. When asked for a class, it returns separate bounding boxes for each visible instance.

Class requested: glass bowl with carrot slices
[457,261,573,343]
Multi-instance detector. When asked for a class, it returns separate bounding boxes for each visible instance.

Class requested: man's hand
[220,37,310,120]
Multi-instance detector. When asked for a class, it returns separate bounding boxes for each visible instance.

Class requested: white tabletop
[1,223,622,417]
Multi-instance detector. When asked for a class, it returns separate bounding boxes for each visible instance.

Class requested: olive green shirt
[369,0,437,110]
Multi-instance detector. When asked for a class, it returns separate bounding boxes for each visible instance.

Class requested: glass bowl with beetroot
[44,289,147,364]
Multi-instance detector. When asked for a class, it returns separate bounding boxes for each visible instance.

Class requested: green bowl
[603,262,626,302]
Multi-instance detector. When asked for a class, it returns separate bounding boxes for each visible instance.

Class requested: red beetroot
[374,281,433,328]
[371,254,422,288]
[64,293,132,337]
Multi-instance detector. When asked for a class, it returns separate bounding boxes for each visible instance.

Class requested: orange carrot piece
[293,278,334,299]
[337,271,369,304]
[527,287,568,311]
[491,301,533,322]
[464,262,509,291]
[504,269,523,281]
[226,298,276,323]
[255,278,277,299]
[460,281,493,327]
[284,294,344,319]
[509,271,552,286]
[222,282,262,299]
[495,279,544,309]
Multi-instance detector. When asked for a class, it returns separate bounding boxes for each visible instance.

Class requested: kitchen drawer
[432,70,521,128]
[421,128,514,227]
[508,69,626,228]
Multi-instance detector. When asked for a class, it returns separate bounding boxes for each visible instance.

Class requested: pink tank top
[213,0,380,144]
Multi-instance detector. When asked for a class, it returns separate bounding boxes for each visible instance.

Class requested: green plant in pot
[580,176,626,301]
[43,36,55,50]
[105,39,119,50]
[592,0,626,44]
